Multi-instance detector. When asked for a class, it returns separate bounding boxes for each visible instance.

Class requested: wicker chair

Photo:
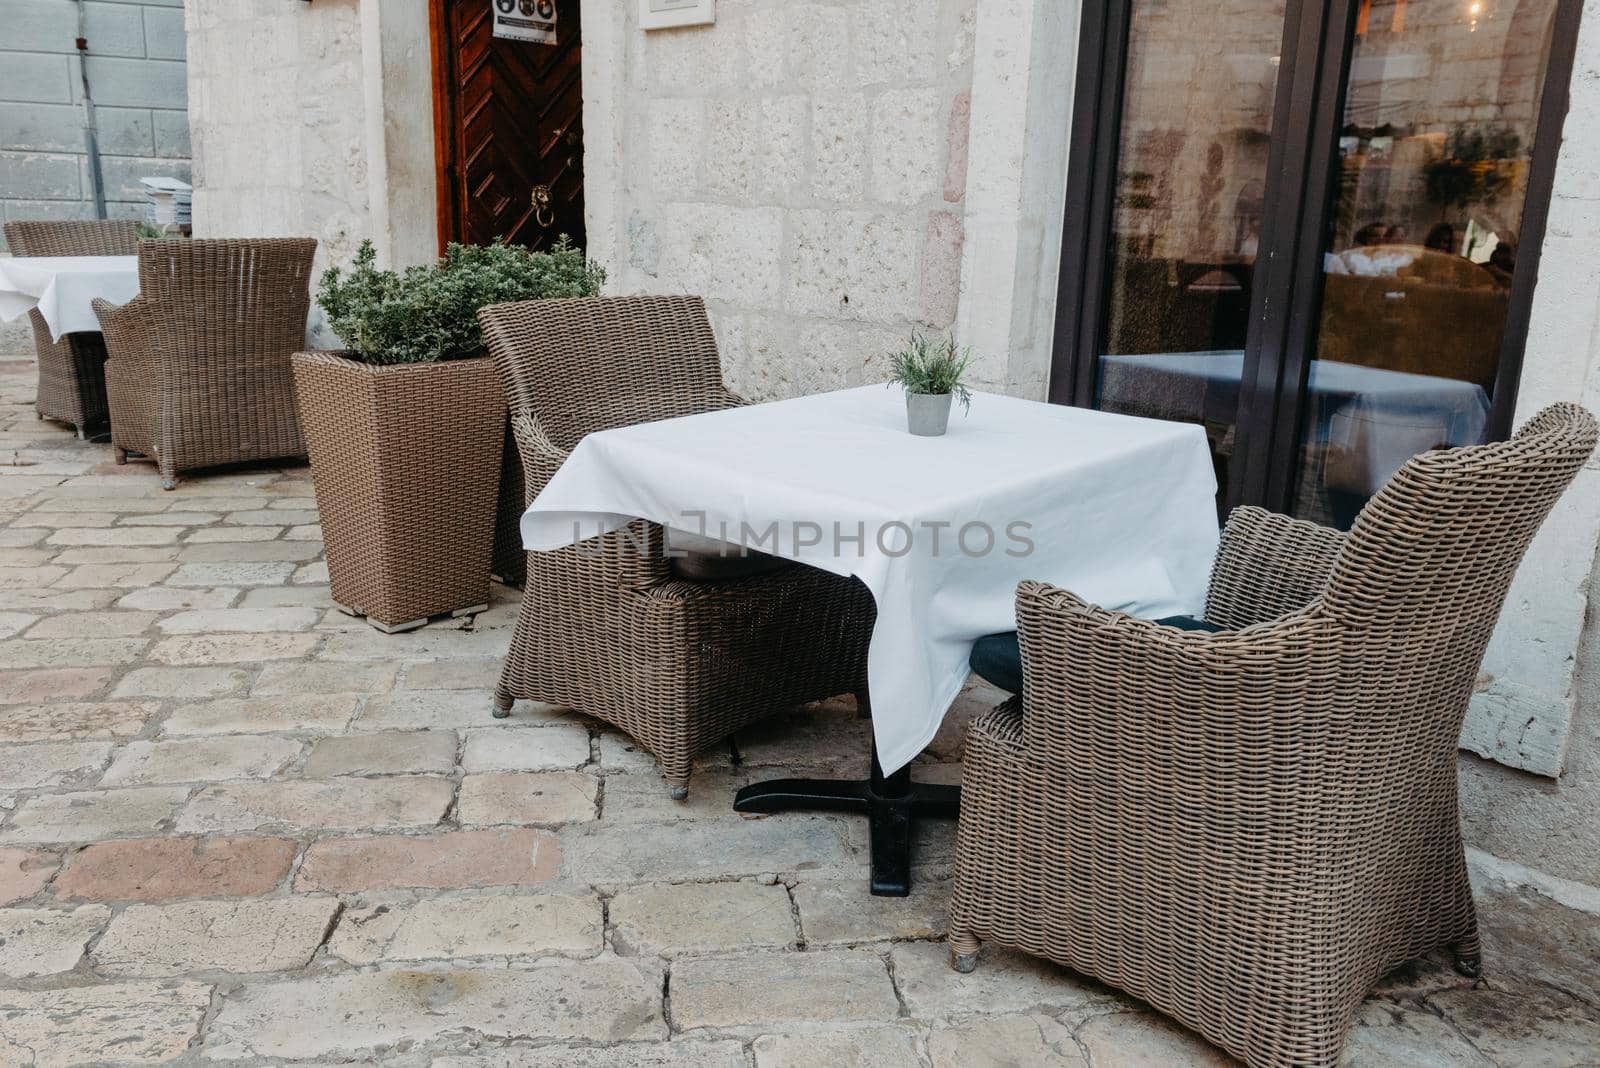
[948,403,1598,1068]
[3,219,140,437]
[92,238,316,488]
[477,295,876,798]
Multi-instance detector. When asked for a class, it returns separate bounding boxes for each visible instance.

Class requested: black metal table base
[733,746,960,896]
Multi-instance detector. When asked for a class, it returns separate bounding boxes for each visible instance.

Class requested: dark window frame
[1048,0,1586,515]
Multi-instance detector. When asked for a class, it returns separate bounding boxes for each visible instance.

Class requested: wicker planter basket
[292,351,505,632]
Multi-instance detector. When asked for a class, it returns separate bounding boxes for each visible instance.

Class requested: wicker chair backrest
[478,295,728,450]
[4,219,139,257]
[130,238,316,356]
[1318,402,1595,725]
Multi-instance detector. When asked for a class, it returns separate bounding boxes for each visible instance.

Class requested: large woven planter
[292,351,505,631]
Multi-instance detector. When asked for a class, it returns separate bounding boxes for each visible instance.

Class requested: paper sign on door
[492,0,557,44]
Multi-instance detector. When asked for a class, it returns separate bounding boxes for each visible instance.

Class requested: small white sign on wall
[493,0,557,44]
[640,0,715,30]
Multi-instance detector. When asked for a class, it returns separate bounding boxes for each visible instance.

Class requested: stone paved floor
[1,354,1599,1067]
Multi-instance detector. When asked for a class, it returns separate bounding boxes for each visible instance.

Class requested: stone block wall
[1454,0,1600,883]
[185,0,369,273]
[0,0,189,249]
[593,0,979,401]
[183,0,437,342]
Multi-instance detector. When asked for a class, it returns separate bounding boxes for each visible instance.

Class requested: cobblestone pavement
[1,354,1598,1066]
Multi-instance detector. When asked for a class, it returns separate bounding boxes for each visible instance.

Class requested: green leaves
[886,331,974,412]
[316,237,607,365]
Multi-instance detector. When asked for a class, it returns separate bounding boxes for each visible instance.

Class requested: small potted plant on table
[294,239,603,631]
[888,332,973,436]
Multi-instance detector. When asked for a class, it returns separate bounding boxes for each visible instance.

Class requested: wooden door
[431,0,585,252]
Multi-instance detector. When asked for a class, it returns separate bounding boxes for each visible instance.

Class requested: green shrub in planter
[317,238,606,365]
[295,238,605,630]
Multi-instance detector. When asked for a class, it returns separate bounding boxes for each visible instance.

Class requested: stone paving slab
[0,979,211,1067]
[202,959,667,1059]
[91,896,341,976]
[0,361,1598,1065]
[327,891,603,964]
[52,835,299,902]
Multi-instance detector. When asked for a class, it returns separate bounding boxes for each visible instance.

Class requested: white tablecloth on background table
[0,256,139,341]
[522,385,1221,774]
[1098,350,1490,494]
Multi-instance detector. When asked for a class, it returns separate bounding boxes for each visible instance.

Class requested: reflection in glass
[1092,0,1285,507]
[1294,0,1558,527]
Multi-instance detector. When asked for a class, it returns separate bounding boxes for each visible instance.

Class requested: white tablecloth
[522,385,1220,774]
[1098,351,1490,494]
[0,256,139,341]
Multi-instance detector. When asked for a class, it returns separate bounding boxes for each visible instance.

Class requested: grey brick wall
[0,0,189,251]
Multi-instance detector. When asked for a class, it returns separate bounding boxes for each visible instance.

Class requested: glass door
[1290,0,1565,526]
[1052,0,1580,527]
[1092,0,1287,508]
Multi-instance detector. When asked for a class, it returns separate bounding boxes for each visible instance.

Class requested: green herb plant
[887,332,974,412]
[317,237,606,366]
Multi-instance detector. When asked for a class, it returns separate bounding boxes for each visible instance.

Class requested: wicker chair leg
[949,929,980,973]
[113,447,127,465]
[491,686,514,719]
[1452,939,1483,979]
[75,425,87,441]
[663,756,692,801]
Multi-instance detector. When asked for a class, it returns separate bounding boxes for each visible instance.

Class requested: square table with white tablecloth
[0,256,139,340]
[522,384,1221,892]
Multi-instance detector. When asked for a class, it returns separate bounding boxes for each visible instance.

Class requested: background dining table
[0,255,140,340]
[522,383,1222,894]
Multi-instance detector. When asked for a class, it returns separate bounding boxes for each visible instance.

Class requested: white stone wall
[1456,0,1600,788]
[0,0,189,247]
[584,0,979,401]
[186,0,367,271]
[184,0,435,279]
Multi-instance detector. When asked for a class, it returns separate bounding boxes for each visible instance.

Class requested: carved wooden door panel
[433,0,585,251]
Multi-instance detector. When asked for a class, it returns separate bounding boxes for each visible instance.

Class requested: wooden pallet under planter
[292,351,505,632]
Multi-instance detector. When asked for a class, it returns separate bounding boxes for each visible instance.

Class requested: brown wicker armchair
[949,403,1597,1068]
[3,219,140,437]
[477,295,875,798]
[92,238,316,488]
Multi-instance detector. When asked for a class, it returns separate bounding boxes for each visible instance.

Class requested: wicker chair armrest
[1014,578,1339,762]
[91,295,151,348]
[510,410,672,589]
[1203,505,1345,629]
[509,409,573,498]
[91,295,163,377]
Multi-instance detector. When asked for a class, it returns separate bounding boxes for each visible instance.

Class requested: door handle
[530,184,555,228]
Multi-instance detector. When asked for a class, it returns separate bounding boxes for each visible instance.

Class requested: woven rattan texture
[492,420,528,585]
[4,220,139,434]
[292,352,505,628]
[477,295,876,792]
[948,403,1598,1068]
[91,238,316,486]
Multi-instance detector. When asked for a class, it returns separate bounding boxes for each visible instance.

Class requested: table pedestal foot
[734,745,958,897]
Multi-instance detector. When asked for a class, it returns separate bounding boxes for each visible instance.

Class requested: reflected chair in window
[948,404,1597,1068]
[91,238,316,489]
[3,219,139,438]
[477,295,875,798]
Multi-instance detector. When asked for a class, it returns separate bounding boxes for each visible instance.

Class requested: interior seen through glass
[1093,0,1559,527]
